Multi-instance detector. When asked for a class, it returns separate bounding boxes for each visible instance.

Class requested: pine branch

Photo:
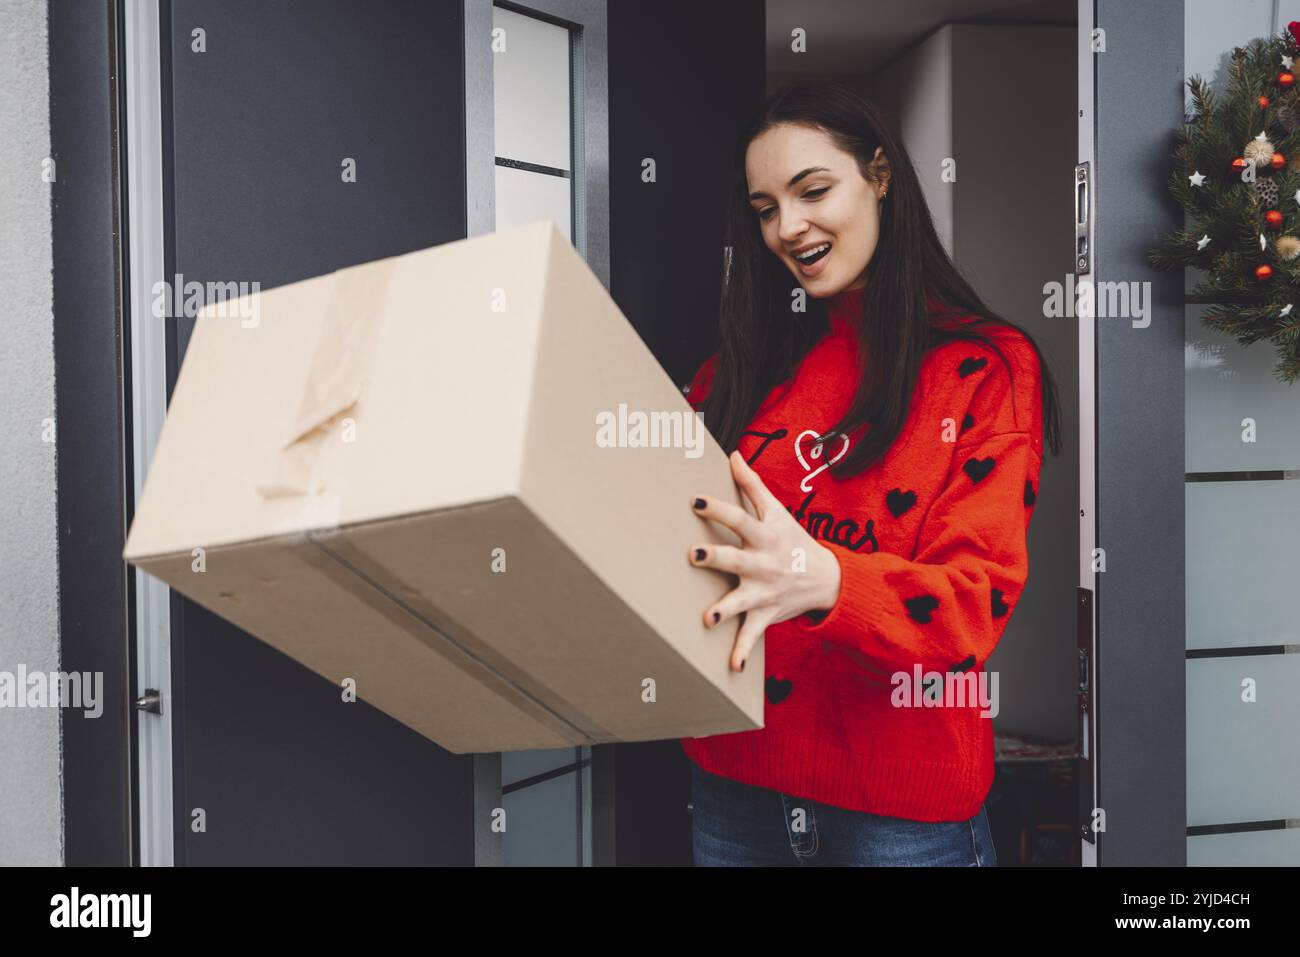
[1150,28,1300,383]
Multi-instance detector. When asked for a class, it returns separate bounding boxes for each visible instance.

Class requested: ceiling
[766,0,1075,76]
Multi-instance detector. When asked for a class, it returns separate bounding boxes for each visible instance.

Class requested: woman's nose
[778,214,808,243]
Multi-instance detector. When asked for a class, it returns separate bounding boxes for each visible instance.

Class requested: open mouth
[794,242,831,267]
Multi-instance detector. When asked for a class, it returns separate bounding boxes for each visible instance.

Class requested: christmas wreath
[1147,23,1300,382]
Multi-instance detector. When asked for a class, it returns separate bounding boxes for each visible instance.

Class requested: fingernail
[712,611,720,624]
[740,659,746,672]
[694,548,706,561]
[693,497,706,510]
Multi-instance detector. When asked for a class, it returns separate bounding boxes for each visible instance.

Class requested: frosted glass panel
[1184,1,1300,857]
[503,770,581,866]
[1186,655,1300,827]
[492,7,571,171]
[491,4,584,866]
[503,746,579,787]
[1189,828,1300,865]
[1185,480,1300,649]
[1186,308,1300,471]
[495,164,572,241]
[1183,0,1275,104]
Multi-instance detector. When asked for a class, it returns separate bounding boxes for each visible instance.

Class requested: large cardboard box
[123,220,763,753]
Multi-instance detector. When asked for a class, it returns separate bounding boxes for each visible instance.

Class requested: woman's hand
[689,450,843,672]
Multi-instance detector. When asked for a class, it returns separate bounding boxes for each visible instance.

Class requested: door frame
[1082,0,1188,866]
[123,0,612,867]
[122,0,175,869]
[468,0,613,867]
[1076,0,1097,871]
[51,0,137,868]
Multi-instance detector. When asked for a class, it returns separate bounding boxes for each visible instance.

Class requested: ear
[872,146,891,190]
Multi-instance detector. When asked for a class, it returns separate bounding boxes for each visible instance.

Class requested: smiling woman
[679,79,1064,867]
[699,82,1063,476]
[746,128,890,290]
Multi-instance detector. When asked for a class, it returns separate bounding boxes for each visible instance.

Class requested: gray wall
[949,23,1078,744]
[0,0,63,866]
[868,22,1080,744]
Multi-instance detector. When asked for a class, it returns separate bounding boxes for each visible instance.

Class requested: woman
[681,80,1063,866]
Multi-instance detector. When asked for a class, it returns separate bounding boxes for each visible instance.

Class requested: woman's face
[745,122,889,297]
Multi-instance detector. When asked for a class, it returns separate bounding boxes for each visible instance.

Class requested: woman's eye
[759,188,826,222]
[756,187,827,220]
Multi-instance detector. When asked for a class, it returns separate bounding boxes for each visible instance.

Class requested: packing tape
[298,531,614,746]
[255,255,614,745]
[257,257,397,501]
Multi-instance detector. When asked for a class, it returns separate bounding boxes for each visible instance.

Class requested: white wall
[870,26,955,256]
[0,0,63,866]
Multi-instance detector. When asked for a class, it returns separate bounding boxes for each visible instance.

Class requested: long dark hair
[700,80,1063,476]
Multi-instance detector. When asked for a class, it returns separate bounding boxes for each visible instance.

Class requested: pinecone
[1252,176,1280,207]
[1280,104,1299,133]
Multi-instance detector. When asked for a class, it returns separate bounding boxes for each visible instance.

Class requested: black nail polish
[740,659,746,672]
[693,498,706,510]
[694,548,706,561]
[712,611,720,623]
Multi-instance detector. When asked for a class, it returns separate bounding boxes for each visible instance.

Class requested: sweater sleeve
[789,337,1043,675]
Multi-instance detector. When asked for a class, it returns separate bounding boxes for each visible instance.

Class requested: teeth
[795,243,830,261]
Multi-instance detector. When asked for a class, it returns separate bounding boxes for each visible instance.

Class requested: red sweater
[679,283,1043,822]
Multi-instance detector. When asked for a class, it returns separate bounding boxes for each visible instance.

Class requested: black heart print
[964,456,996,483]
[925,656,975,695]
[766,676,793,704]
[960,413,974,435]
[904,594,940,624]
[991,588,1009,618]
[958,356,987,378]
[885,488,917,518]
[1024,479,1036,506]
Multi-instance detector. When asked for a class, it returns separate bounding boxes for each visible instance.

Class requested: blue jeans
[690,762,997,867]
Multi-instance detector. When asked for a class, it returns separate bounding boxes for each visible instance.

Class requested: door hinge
[134,689,163,715]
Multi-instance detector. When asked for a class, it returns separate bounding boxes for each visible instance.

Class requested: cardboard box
[123,220,763,753]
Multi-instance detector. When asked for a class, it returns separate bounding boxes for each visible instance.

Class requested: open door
[1079,0,1189,867]
[127,0,479,867]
